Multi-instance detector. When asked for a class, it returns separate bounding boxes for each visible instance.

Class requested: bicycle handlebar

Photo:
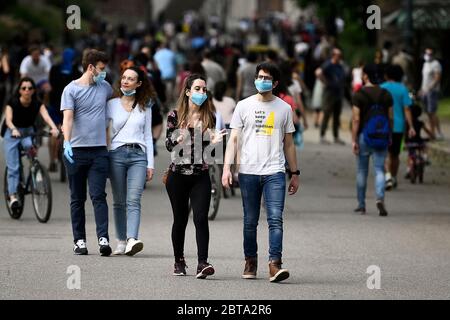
[12,130,52,139]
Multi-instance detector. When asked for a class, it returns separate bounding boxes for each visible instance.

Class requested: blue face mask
[120,87,136,96]
[254,79,273,93]
[191,92,208,106]
[93,70,106,84]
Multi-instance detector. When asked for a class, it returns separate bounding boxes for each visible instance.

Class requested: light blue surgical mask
[120,87,136,96]
[93,69,106,84]
[191,92,208,106]
[254,79,273,93]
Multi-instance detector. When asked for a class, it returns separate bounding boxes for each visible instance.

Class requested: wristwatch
[288,170,301,176]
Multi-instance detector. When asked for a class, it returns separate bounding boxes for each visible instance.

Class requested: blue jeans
[356,134,387,209]
[238,172,286,261]
[64,147,110,242]
[3,127,34,196]
[109,146,147,241]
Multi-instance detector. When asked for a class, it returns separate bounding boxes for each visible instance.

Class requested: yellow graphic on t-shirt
[256,111,275,136]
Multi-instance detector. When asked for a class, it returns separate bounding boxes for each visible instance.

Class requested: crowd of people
[0,12,445,282]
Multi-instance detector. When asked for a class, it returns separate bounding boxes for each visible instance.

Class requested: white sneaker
[125,238,144,256]
[113,240,127,255]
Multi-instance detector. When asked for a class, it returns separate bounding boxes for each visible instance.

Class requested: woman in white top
[106,66,155,256]
[212,81,236,129]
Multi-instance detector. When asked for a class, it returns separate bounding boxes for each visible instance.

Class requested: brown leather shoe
[242,256,257,279]
[269,259,289,282]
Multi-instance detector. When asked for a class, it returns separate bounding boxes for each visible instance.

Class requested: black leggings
[166,171,211,263]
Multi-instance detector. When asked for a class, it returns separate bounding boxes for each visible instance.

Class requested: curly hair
[115,66,157,111]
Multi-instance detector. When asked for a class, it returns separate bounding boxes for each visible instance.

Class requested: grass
[438,97,450,122]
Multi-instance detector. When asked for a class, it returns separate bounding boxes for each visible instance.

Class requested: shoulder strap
[358,88,373,106]
[111,100,137,142]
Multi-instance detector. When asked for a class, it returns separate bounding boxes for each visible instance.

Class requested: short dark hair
[385,64,404,82]
[255,62,281,83]
[363,63,383,85]
[29,45,40,54]
[82,49,109,71]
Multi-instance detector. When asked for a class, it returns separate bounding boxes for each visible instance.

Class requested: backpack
[360,89,391,150]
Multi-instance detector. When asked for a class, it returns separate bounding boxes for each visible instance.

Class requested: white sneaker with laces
[73,239,88,255]
[125,238,144,256]
[113,240,127,255]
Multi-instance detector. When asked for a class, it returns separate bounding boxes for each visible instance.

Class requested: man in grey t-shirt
[223,62,300,283]
[420,48,443,139]
[61,49,113,256]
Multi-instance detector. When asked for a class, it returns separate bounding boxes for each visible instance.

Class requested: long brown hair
[176,73,215,130]
[115,66,156,111]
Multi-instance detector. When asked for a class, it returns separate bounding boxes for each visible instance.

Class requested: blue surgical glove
[63,141,74,164]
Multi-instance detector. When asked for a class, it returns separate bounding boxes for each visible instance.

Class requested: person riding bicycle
[2,77,59,210]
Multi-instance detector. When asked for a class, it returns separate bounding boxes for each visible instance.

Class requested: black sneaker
[173,259,188,276]
[196,262,215,279]
[377,201,388,217]
[9,197,20,210]
[73,239,88,255]
[354,207,366,215]
[98,237,112,256]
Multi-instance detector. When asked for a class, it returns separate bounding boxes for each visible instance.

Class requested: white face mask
[424,54,431,62]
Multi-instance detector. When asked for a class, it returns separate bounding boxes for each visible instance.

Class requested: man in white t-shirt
[222,62,300,283]
[19,46,52,91]
[420,48,443,139]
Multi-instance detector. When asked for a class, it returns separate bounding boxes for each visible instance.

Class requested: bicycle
[208,163,222,220]
[3,131,53,223]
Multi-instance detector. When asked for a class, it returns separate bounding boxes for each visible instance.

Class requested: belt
[123,143,141,149]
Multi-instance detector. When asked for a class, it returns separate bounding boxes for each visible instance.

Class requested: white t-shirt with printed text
[230,95,295,176]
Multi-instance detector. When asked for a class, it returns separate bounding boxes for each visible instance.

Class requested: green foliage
[438,97,450,121]
[296,0,376,66]
[1,1,92,44]
[8,3,64,41]
[44,0,95,20]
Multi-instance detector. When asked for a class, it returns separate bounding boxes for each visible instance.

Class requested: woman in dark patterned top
[165,73,227,279]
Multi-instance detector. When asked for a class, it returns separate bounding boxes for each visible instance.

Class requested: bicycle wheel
[4,167,25,219]
[30,161,52,223]
[208,165,221,221]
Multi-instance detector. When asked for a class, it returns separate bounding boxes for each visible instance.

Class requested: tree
[296,0,377,65]
[297,0,373,39]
